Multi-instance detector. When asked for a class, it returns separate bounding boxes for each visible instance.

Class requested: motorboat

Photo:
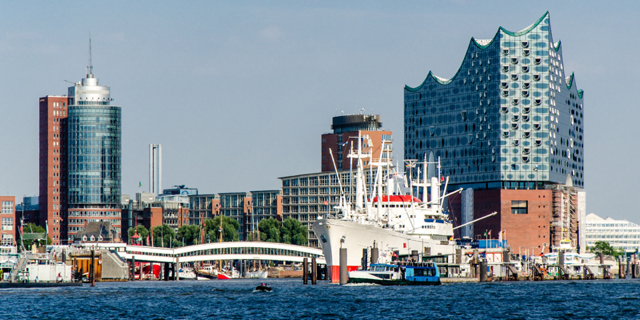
[254,283,272,292]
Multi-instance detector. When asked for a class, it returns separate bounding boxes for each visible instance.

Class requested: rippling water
[0,278,639,319]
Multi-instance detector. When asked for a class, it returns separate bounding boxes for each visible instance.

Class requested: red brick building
[38,96,69,245]
[321,114,392,172]
[0,196,16,246]
[450,189,553,255]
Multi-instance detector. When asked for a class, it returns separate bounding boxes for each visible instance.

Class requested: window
[523,82,530,89]
[511,200,528,214]
[534,58,541,65]
[533,74,540,81]
[511,74,518,81]
[1,234,12,246]
[2,218,12,231]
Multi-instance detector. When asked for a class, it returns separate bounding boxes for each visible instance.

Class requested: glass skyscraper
[66,57,122,241]
[404,12,584,190]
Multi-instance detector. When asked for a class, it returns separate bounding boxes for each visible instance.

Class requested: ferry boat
[312,134,461,282]
[348,262,441,285]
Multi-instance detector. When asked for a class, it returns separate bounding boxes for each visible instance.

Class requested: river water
[0,278,639,319]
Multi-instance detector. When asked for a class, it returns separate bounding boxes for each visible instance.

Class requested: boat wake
[343,283,380,287]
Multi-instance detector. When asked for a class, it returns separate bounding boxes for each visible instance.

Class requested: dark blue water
[0,278,639,319]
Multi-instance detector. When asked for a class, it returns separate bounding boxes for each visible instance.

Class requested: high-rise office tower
[39,38,122,244]
[66,40,122,242]
[403,12,585,253]
[149,144,162,197]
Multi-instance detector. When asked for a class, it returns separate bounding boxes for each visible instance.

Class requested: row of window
[1,201,12,214]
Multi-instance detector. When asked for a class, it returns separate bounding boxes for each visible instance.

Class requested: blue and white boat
[347,262,441,285]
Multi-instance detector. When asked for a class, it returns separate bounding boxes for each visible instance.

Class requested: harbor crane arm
[452,211,498,231]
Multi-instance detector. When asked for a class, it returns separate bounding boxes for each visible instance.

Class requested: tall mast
[87,33,94,78]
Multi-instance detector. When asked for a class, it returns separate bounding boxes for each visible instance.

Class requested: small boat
[347,262,441,285]
[178,268,197,280]
[254,283,272,292]
[195,264,218,279]
[217,267,239,280]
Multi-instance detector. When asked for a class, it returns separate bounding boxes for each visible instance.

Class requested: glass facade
[404,12,584,189]
[67,105,121,207]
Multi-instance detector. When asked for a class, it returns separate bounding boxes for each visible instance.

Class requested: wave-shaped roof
[405,11,581,97]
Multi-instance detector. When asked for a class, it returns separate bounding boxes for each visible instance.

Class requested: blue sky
[1,1,638,221]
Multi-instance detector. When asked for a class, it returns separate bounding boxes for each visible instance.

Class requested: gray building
[280,169,387,247]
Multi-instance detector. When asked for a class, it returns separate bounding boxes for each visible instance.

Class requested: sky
[1,1,638,222]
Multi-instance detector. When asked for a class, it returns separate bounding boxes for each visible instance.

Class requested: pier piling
[131,256,135,281]
[479,259,487,282]
[361,248,368,271]
[340,248,347,285]
[302,258,308,285]
[311,257,317,285]
[90,249,96,287]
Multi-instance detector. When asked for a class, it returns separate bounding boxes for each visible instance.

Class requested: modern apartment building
[584,213,640,253]
[404,12,585,253]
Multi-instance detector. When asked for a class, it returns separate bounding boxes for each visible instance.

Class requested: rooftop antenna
[87,32,94,78]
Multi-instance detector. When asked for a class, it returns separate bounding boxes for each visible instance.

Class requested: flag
[488,230,492,237]
[324,200,328,205]
[440,176,444,182]
[341,142,348,147]
[139,181,142,188]
[403,243,407,248]
[483,230,488,237]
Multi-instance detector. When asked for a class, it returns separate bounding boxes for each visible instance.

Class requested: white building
[584,213,640,252]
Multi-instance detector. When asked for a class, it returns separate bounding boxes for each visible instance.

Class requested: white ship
[312,134,462,282]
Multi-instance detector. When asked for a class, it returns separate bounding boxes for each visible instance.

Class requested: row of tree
[127,216,241,248]
[126,217,308,247]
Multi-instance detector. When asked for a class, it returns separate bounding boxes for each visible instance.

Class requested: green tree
[589,241,625,258]
[18,223,52,251]
[204,217,240,242]
[128,225,149,245]
[177,225,201,246]
[258,218,281,242]
[151,224,176,248]
[281,218,308,246]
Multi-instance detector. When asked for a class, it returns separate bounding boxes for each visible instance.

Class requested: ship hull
[312,218,455,283]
